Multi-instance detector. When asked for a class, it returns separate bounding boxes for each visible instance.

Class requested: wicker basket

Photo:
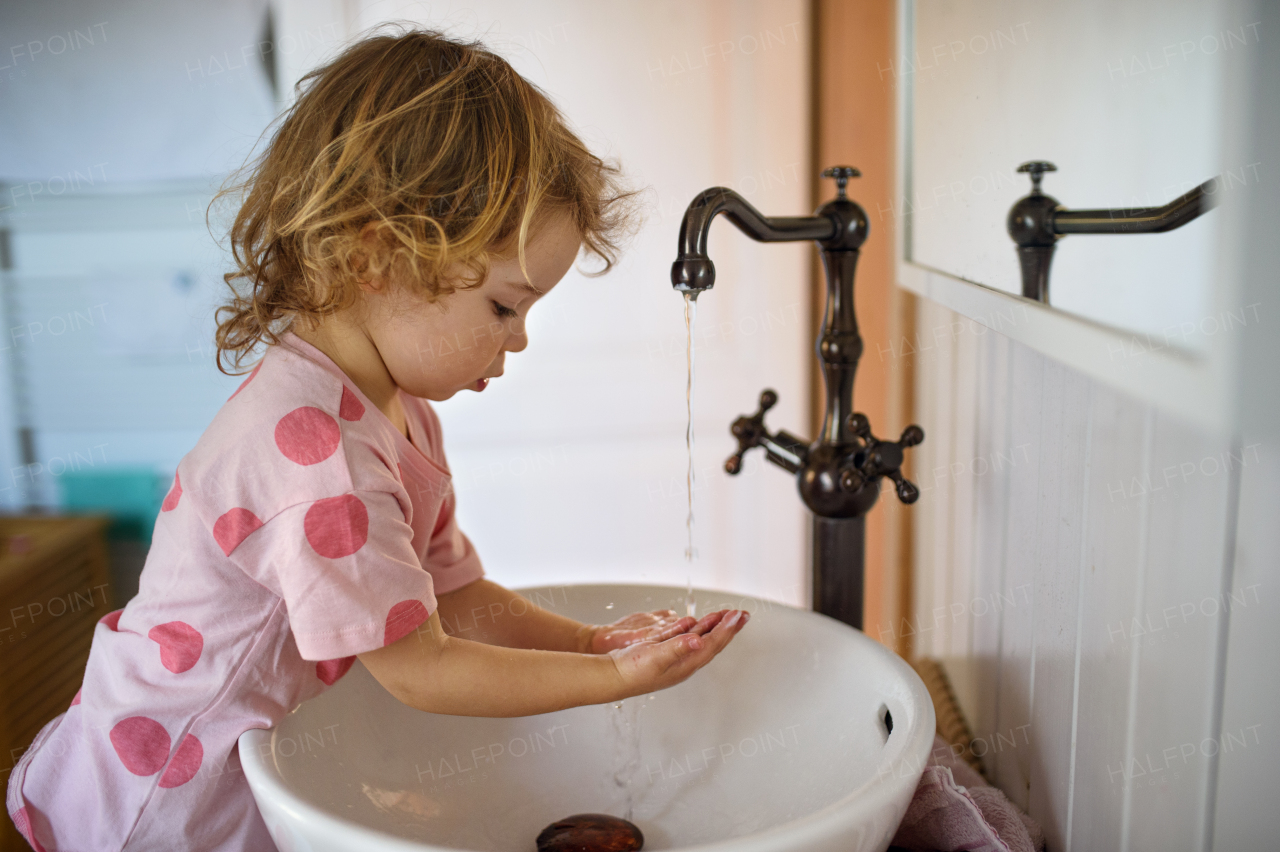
[1,515,111,852]
[911,657,988,780]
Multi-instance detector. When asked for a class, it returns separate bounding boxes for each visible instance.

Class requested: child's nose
[504,323,528,353]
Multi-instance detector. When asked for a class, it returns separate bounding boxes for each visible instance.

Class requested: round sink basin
[239,583,934,852]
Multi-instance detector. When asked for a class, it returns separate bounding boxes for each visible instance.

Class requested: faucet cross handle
[725,389,778,475]
[821,165,861,198]
[838,414,925,505]
[1016,160,1057,195]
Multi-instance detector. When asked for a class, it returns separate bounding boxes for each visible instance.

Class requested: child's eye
[492,300,518,319]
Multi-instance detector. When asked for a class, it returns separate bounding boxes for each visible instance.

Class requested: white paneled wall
[909,297,1253,851]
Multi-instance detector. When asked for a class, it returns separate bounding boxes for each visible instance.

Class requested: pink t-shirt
[6,333,485,851]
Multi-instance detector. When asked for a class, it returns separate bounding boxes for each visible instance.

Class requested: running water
[682,292,699,619]
[610,699,642,821]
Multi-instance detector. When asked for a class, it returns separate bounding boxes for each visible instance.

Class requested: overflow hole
[879,704,893,741]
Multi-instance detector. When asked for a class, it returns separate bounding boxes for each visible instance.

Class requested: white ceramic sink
[239,583,934,852]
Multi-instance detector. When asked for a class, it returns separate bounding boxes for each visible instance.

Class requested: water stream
[599,295,700,827]
[683,292,699,619]
[610,699,642,822]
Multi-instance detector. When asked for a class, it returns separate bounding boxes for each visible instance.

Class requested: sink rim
[239,581,936,852]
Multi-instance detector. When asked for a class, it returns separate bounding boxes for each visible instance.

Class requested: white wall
[0,0,281,511]
[1,187,243,510]
[0,0,276,182]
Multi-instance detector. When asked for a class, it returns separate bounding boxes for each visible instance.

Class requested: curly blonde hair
[213,27,637,374]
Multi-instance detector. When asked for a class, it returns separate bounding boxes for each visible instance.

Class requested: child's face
[367,211,582,401]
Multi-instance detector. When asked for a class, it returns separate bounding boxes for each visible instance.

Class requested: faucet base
[812,514,865,631]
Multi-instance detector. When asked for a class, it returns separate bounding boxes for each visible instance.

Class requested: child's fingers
[655,610,685,628]
[629,612,749,691]
[690,609,749,659]
[648,632,703,673]
[628,610,677,629]
[689,609,730,635]
[654,616,698,640]
[656,610,744,672]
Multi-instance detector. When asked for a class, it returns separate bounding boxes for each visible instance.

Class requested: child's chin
[406,384,455,402]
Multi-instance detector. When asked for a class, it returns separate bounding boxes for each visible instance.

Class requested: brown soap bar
[535,813,644,852]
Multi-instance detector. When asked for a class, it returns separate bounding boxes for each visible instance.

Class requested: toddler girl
[6,29,748,851]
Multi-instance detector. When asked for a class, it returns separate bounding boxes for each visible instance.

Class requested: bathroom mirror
[893,0,1261,436]
[901,0,1251,348]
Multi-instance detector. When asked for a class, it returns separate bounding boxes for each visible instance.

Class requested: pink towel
[890,736,1045,852]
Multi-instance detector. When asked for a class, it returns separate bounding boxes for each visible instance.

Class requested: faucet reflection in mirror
[1007,160,1221,304]
[670,166,923,631]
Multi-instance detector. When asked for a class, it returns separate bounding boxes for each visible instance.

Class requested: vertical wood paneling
[968,330,1012,749]
[908,300,936,656]
[1025,363,1091,852]
[992,342,1044,807]
[1211,453,1280,850]
[1125,414,1232,851]
[912,298,953,659]
[946,323,979,657]
[930,301,958,659]
[911,302,1238,847]
[1070,388,1150,851]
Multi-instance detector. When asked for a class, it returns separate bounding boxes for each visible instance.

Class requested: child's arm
[434,578,593,651]
[435,578,698,654]
[357,605,747,717]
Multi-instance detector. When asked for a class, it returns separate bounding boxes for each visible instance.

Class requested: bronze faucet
[671,166,923,631]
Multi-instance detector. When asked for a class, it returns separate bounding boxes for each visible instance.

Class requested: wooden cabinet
[0,516,110,852]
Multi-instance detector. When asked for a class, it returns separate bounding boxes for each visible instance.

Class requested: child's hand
[607,609,749,698]
[578,608,700,654]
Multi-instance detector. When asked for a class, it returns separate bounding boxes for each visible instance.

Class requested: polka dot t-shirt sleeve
[229,487,436,661]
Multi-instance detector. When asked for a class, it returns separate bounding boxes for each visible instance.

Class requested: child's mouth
[473,378,489,392]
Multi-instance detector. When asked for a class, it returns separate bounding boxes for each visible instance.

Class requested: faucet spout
[1052,180,1218,234]
[670,187,837,295]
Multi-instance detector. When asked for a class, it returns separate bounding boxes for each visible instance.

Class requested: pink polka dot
[100,609,123,631]
[159,734,203,788]
[229,363,262,400]
[70,688,82,707]
[161,472,182,512]
[304,495,369,558]
[12,805,47,852]
[110,717,171,776]
[339,386,365,421]
[316,656,356,686]
[213,507,263,556]
[148,622,204,673]
[385,599,429,646]
[275,406,341,465]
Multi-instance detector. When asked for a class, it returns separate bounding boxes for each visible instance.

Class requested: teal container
[58,468,168,544]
